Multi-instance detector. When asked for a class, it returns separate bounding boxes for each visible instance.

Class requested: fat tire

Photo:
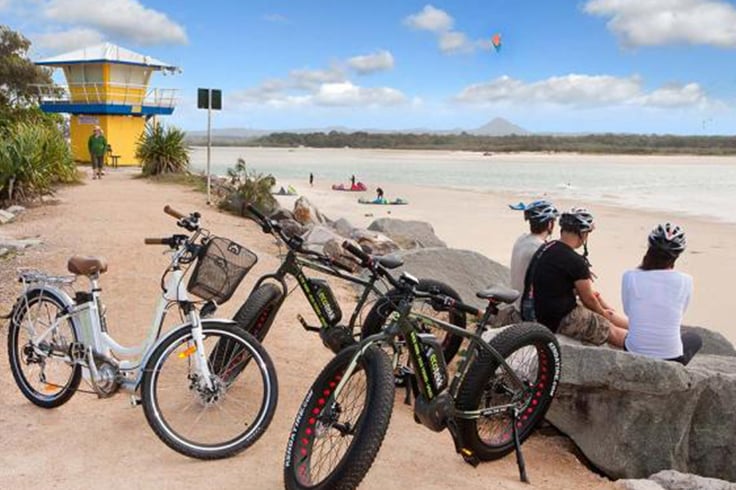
[361,279,466,362]
[142,322,278,459]
[7,291,82,408]
[233,283,283,342]
[209,283,283,373]
[455,322,560,461]
[284,344,394,490]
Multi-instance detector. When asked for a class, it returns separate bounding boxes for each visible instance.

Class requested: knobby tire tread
[455,322,560,461]
[284,345,394,490]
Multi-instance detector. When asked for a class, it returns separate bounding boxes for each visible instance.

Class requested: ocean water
[190,146,736,224]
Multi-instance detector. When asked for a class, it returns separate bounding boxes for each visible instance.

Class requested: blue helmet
[523,200,559,224]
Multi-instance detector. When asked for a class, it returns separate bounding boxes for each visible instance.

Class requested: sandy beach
[0,168,616,489]
[272,174,736,345]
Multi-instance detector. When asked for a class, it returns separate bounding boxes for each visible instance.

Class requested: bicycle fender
[12,286,81,339]
[135,318,238,388]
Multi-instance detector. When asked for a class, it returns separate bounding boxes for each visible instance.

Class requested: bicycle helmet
[523,200,559,224]
[648,222,686,257]
[559,207,595,233]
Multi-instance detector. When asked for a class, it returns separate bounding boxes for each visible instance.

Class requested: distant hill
[469,117,529,136]
[185,117,529,140]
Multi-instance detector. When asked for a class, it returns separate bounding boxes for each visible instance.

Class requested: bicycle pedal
[297,314,320,332]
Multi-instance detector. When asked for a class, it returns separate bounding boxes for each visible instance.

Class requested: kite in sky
[491,33,502,52]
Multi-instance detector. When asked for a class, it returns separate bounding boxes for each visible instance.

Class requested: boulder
[293,197,328,226]
[617,470,736,490]
[0,238,42,250]
[302,225,343,248]
[6,205,25,215]
[367,218,446,249]
[547,336,736,482]
[350,228,400,256]
[279,218,306,238]
[391,247,510,309]
[682,325,736,357]
[270,208,295,222]
[333,218,354,238]
[0,209,15,224]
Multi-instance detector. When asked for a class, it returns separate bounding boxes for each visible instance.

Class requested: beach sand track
[0,169,615,489]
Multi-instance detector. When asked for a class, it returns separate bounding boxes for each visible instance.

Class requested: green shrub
[136,122,190,175]
[0,120,77,202]
[217,158,277,216]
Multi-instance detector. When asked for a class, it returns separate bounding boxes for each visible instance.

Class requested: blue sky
[4,0,736,134]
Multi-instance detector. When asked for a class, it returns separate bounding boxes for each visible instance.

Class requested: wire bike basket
[187,236,258,304]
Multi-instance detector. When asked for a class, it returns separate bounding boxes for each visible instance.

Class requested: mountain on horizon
[185,117,529,139]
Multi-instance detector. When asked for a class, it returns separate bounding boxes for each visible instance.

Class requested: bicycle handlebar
[341,240,371,267]
[144,237,169,245]
[164,205,185,219]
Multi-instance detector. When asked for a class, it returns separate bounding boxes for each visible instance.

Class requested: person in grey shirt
[510,200,559,307]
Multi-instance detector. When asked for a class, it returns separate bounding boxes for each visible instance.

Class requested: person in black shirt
[530,208,628,346]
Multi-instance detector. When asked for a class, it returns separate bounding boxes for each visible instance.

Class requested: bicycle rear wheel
[284,344,394,490]
[362,279,467,361]
[141,322,278,459]
[7,290,81,408]
[455,322,560,461]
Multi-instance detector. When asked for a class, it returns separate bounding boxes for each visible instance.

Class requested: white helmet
[560,207,595,233]
[648,223,686,257]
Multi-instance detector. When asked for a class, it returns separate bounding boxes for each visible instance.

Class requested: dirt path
[0,168,615,490]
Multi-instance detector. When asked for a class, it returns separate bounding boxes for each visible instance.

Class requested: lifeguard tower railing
[33,83,177,116]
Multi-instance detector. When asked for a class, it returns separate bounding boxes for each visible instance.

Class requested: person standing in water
[309,172,314,186]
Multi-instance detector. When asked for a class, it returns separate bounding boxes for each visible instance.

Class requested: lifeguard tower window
[197,88,222,110]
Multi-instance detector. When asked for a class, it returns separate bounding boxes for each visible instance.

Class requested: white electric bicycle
[6,205,278,459]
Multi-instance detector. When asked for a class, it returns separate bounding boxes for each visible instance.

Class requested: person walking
[622,223,701,365]
[88,126,107,180]
[309,172,314,186]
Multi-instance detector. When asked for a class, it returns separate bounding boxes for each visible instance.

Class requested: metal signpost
[197,88,222,204]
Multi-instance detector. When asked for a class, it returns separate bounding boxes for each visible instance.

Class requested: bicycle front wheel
[7,290,81,408]
[284,344,394,490]
[141,322,278,459]
[455,322,561,461]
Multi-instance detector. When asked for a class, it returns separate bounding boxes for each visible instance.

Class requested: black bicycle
[284,241,562,489]
[230,205,467,364]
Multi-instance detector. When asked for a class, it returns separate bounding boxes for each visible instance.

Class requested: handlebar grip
[163,205,185,220]
[342,240,371,266]
[144,237,169,245]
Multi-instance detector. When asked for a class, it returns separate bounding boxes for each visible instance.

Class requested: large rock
[367,218,446,249]
[547,336,736,482]
[682,325,736,357]
[617,470,736,490]
[350,228,400,256]
[391,247,510,309]
[293,197,328,226]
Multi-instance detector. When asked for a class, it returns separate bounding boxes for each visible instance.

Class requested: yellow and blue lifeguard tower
[35,43,179,166]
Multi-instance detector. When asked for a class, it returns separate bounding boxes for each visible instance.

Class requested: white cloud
[288,68,346,90]
[404,4,453,32]
[42,0,187,45]
[455,74,707,108]
[584,0,736,48]
[439,31,471,53]
[312,82,406,107]
[32,27,105,54]
[0,0,11,12]
[347,50,395,74]
[404,5,490,55]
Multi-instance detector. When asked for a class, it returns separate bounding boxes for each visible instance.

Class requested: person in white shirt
[622,223,702,365]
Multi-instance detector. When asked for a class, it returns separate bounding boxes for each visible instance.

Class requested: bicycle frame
[16,242,218,396]
[250,247,387,332]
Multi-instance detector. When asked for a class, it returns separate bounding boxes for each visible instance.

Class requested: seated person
[527,207,629,346]
[622,223,702,365]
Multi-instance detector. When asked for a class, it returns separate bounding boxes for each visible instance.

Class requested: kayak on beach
[358,197,409,205]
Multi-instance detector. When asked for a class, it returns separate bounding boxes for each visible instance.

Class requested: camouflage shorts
[558,305,611,345]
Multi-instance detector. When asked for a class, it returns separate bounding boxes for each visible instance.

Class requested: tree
[0,25,54,110]
[136,122,190,175]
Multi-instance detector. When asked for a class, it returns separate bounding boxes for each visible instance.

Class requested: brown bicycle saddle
[67,256,109,276]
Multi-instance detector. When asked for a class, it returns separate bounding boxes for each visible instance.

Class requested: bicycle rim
[10,295,79,404]
[146,327,275,456]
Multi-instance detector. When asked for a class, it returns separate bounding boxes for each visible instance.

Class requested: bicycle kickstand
[511,407,530,483]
